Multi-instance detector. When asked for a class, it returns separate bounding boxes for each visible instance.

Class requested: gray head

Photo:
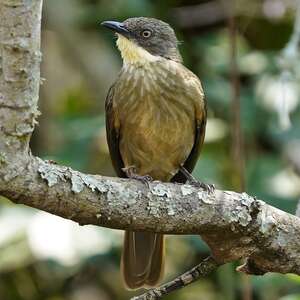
[101,17,182,62]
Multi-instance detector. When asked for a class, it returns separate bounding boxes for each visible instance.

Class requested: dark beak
[101,21,130,38]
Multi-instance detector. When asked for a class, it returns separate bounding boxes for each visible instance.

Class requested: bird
[101,17,211,290]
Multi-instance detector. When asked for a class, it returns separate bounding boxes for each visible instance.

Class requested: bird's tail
[121,231,164,289]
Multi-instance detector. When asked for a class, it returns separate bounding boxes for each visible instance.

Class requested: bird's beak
[101,21,131,38]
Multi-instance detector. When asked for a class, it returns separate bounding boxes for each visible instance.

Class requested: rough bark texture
[1,156,300,276]
[0,0,42,180]
[0,0,300,284]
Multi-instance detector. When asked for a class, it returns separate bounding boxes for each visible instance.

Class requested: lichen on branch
[0,1,300,292]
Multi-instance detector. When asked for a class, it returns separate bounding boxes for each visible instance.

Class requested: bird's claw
[188,179,215,194]
[179,166,215,193]
[122,166,153,187]
[130,174,153,188]
[199,182,215,193]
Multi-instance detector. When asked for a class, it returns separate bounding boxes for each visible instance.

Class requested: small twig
[131,256,220,300]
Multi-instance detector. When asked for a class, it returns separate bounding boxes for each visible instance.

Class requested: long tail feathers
[121,231,164,289]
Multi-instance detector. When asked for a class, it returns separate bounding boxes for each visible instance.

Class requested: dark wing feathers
[171,112,206,184]
[171,68,207,184]
[105,84,126,178]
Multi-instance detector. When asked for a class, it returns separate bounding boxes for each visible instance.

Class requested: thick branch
[1,156,300,277]
[1,1,300,289]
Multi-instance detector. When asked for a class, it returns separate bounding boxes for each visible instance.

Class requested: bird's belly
[119,104,194,181]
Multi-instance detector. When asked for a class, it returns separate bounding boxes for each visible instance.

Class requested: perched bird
[102,17,211,289]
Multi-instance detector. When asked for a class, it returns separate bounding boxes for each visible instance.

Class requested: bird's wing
[105,83,126,178]
[171,69,207,184]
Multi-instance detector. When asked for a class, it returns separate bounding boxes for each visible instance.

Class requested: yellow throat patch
[116,34,159,66]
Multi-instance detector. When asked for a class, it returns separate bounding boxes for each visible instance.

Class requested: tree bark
[0,0,42,178]
[0,0,300,286]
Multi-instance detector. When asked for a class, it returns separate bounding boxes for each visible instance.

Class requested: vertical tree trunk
[0,0,43,182]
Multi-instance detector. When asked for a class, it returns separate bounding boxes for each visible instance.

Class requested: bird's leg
[122,166,153,187]
[179,166,215,193]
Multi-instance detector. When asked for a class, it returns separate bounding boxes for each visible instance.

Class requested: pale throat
[116,34,159,66]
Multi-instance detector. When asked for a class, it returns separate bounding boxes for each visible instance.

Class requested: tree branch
[131,256,220,300]
[1,156,300,277]
[1,4,300,299]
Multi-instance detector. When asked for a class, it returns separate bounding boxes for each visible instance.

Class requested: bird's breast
[114,62,196,181]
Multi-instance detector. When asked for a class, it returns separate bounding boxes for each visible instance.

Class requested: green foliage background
[0,0,300,299]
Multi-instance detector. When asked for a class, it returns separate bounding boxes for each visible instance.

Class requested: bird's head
[101,17,182,65]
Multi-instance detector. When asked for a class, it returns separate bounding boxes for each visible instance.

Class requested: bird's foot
[122,166,153,187]
[188,178,215,194]
[179,166,215,193]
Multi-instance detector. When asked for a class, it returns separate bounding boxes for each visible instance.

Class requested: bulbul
[102,17,210,289]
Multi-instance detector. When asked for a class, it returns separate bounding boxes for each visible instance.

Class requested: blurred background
[1,0,300,299]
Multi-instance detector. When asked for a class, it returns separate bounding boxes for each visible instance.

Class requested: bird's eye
[141,29,152,38]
